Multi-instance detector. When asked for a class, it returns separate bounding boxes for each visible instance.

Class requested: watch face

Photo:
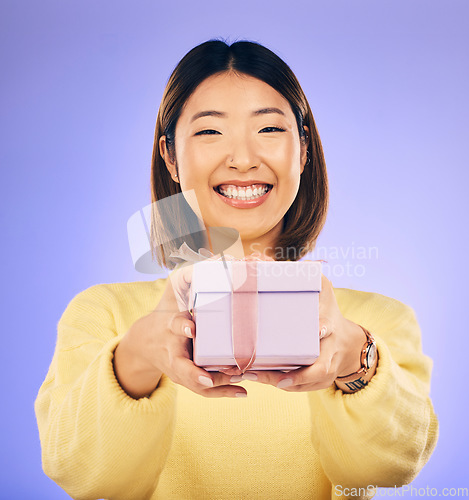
[366,342,377,368]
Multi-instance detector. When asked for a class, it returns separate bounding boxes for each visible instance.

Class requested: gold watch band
[335,326,376,383]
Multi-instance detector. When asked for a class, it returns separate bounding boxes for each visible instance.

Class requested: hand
[114,263,247,399]
[227,274,368,391]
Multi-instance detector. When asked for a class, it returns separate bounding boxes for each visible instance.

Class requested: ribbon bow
[168,242,215,264]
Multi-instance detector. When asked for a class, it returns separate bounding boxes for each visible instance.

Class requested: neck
[219,223,283,261]
[203,220,283,261]
[241,237,277,260]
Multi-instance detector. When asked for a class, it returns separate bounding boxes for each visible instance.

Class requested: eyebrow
[190,107,286,122]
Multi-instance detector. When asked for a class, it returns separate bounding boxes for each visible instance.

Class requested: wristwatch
[335,325,377,383]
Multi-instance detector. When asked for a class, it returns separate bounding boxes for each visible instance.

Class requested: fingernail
[184,326,192,338]
[198,376,213,387]
[320,326,327,339]
[235,392,247,398]
[242,373,258,381]
[277,378,293,389]
[230,375,243,382]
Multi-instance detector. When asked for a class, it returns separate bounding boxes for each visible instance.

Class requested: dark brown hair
[150,38,329,269]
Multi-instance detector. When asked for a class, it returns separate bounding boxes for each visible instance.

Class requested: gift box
[189,259,322,372]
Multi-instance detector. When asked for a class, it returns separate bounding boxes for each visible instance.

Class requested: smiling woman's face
[160,71,308,257]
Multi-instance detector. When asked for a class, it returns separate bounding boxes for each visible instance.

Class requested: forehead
[180,72,293,117]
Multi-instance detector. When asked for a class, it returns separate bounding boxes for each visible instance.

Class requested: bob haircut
[150,38,329,269]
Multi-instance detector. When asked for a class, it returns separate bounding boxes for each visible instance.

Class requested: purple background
[1,0,467,498]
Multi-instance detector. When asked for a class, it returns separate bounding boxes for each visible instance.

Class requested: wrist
[335,351,378,393]
[334,323,378,393]
[336,320,367,377]
[113,326,163,399]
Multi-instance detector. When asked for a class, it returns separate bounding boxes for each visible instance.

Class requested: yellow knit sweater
[35,279,438,500]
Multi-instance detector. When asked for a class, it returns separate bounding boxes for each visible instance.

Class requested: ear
[300,126,310,174]
[159,136,178,181]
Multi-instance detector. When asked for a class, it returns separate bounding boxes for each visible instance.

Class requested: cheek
[179,143,221,175]
[264,139,300,165]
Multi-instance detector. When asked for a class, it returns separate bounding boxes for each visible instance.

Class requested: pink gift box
[189,260,322,372]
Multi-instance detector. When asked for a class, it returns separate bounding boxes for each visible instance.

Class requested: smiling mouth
[214,184,273,201]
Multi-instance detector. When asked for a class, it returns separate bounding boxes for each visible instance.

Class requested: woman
[35,39,438,500]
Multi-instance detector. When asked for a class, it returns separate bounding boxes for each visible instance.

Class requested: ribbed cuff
[309,333,405,450]
[102,335,177,415]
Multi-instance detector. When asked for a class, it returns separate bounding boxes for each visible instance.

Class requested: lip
[214,185,273,209]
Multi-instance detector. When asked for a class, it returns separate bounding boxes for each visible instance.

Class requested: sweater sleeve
[308,291,439,490]
[34,284,177,500]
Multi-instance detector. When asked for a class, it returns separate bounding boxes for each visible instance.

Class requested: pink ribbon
[231,260,258,373]
[212,255,326,372]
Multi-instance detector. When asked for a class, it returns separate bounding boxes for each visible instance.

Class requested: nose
[226,137,259,172]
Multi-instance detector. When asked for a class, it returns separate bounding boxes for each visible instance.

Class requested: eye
[259,127,286,133]
[195,129,221,135]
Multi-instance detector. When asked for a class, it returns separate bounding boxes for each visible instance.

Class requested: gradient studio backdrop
[1,1,467,498]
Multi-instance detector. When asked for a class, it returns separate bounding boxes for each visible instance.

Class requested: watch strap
[335,325,376,383]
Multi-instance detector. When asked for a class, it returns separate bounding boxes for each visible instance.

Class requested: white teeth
[218,185,270,200]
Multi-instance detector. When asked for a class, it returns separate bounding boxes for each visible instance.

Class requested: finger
[319,324,333,340]
[171,357,248,398]
[169,313,195,339]
[269,378,336,392]
[249,337,337,389]
[321,273,333,289]
[284,338,337,387]
[319,325,327,340]
[243,369,295,387]
[218,367,244,376]
[200,385,248,398]
[318,274,335,312]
